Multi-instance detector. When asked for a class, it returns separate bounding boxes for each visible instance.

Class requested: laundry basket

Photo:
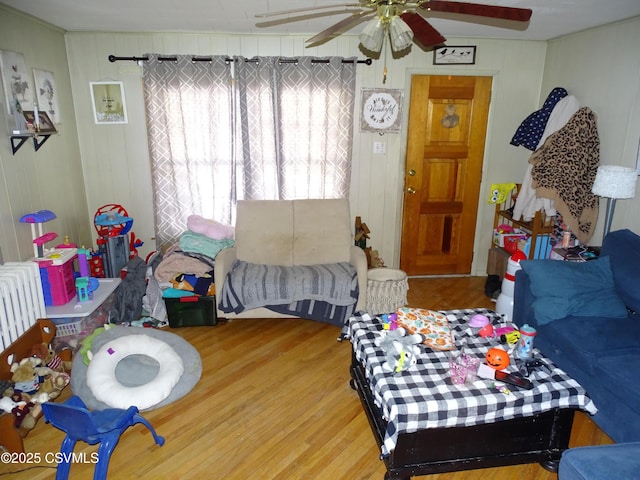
[366,268,409,316]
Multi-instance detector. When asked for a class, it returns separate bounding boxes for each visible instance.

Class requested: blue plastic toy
[42,395,165,480]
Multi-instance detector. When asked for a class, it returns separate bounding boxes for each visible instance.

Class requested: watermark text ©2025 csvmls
[1,451,99,464]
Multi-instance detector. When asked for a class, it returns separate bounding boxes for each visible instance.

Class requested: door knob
[407,187,416,194]
[408,169,416,176]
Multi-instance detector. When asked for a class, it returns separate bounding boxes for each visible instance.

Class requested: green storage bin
[164,295,217,327]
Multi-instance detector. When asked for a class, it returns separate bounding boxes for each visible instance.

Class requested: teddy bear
[187,214,234,240]
[30,342,72,372]
[375,327,424,373]
[6,357,69,403]
[2,359,63,432]
[369,249,385,268]
[8,357,50,398]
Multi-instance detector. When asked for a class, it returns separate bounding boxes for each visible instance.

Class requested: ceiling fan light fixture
[359,18,385,52]
[389,16,413,52]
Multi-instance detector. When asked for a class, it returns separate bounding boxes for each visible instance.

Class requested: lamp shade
[359,19,385,52]
[389,17,413,52]
[591,165,638,199]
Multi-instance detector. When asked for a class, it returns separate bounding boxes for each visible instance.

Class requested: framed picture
[33,69,61,124]
[433,46,477,65]
[90,81,128,124]
[22,110,57,133]
[360,88,403,133]
[0,49,35,114]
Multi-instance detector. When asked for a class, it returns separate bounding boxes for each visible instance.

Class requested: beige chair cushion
[234,200,294,265]
[293,199,351,265]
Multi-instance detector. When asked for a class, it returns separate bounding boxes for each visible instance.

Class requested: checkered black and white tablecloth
[346,309,598,456]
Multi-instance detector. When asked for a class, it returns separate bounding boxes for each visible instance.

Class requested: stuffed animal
[0,394,39,430]
[1,362,65,432]
[375,327,424,373]
[0,396,25,414]
[187,214,235,240]
[369,250,385,268]
[30,342,72,372]
[11,400,42,430]
[80,324,113,365]
[487,183,516,204]
[9,358,50,397]
[6,357,69,402]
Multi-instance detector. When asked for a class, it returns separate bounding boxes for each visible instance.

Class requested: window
[143,55,356,248]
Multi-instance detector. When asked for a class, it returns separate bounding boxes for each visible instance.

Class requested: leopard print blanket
[530,107,599,244]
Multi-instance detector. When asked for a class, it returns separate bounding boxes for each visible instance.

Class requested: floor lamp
[591,165,638,242]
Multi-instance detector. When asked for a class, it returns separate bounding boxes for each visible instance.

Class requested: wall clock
[360,88,403,133]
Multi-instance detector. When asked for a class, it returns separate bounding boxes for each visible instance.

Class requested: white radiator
[0,262,46,352]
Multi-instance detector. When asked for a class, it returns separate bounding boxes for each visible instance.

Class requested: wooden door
[400,75,492,275]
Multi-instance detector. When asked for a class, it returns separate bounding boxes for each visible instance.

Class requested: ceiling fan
[256,0,532,54]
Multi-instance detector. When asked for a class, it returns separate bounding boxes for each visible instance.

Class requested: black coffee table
[346,309,597,480]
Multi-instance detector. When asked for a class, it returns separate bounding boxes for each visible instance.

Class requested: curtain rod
[108,55,372,65]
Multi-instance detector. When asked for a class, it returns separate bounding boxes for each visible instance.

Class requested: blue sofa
[515,229,640,479]
[558,442,640,480]
[514,229,640,444]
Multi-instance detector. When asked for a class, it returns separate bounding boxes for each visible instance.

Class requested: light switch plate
[373,141,386,154]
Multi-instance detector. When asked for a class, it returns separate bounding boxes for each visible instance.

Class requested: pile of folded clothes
[154,214,234,302]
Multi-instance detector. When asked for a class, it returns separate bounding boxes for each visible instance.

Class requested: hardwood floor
[1,276,612,479]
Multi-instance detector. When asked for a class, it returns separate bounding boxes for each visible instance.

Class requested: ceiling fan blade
[306,11,374,45]
[422,0,532,22]
[256,3,362,18]
[256,9,363,28]
[400,11,446,47]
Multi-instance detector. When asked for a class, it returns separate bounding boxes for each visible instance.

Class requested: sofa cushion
[539,314,640,376]
[235,200,294,266]
[602,229,640,314]
[520,257,628,325]
[293,199,351,265]
[593,351,640,404]
[559,443,640,480]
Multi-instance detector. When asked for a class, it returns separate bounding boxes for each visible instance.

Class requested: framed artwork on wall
[360,88,403,133]
[90,81,128,124]
[433,46,477,65]
[0,49,35,114]
[33,69,61,124]
[22,110,57,133]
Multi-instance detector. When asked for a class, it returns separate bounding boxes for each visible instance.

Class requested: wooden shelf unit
[492,184,555,260]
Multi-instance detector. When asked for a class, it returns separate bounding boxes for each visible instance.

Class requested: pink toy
[187,214,234,240]
[479,323,495,338]
[469,314,489,328]
[20,210,58,258]
[495,326,515,336]
[495,224,515,234]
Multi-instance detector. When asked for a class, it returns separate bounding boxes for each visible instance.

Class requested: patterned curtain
[143,54,356,249]
[143,54,234,248]
[235,56,357,199]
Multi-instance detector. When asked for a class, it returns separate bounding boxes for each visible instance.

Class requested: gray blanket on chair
[220,260,358,315]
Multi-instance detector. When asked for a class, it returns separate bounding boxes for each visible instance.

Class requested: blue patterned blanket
[219,260,358,326]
